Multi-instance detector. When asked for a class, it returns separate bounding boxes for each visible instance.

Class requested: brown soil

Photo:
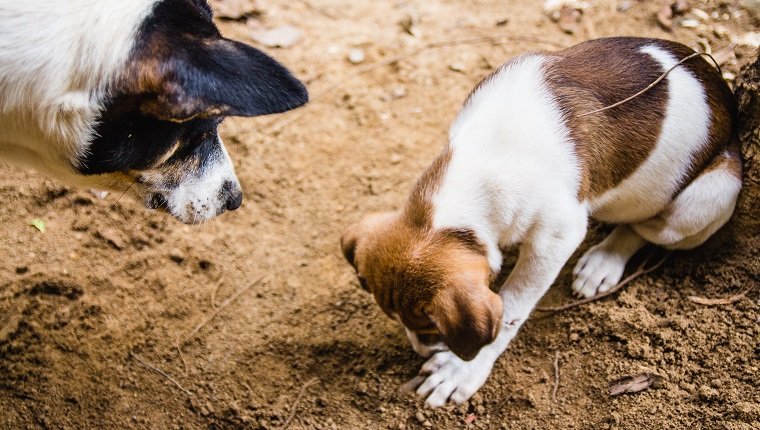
[1,1,759,429]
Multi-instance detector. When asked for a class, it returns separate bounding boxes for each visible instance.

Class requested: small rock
[15,266,28,275]
[679,19,700,28]
[210,0,260,20]
[250,25,303,48]
[391,86,408,99]
[617,0,635,12]
[390,153,402,164]
[415,411,426,423]
[422,421,433,428]
[449,62,466,73]
[169,248,185,263]
[348,48,366,64]
[89,189,109,200]
[98,228,125,250]
[570,332,580,341]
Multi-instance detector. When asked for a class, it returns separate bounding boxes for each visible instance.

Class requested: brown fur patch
[341,211,500,360]
[544,38,669,199]
[404,147,452,228]
[544,37,737,200]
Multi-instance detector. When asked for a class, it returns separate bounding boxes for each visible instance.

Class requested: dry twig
[131,351,192,396]
[687,282,754,306]
[552,351,560,402]
[175,335,188,375]
[260,35,566,135]
[281,378,319,429]
[536,250,672,313]
[579,52,721,117]
[181,275,267,347]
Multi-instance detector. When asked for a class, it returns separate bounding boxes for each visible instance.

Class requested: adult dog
[0,0,307,223]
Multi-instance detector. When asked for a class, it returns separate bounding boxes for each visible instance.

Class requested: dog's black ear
[134,37,308,122]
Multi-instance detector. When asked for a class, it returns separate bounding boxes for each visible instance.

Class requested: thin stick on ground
[536,250,672,313]
[209,277,225,310]
[259,35,566,135]
[181,275,267,347]
[131,351,192,396]
[281,378,319,429]
[175,335,188,375]
[552,351,560,403]
[688,281,755,306]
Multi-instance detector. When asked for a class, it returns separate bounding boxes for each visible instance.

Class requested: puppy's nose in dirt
[222,180,243,211]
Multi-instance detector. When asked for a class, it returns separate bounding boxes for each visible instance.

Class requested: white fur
[0,0,243,223]
[148,134,241,224]
[0,0,156,178]
[412,45,739,406]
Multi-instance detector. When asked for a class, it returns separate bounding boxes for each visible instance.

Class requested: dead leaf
[209,0,260,20]
[29,219,46,233]
[398,375,425,395]
[250,25,303,48]
[712,45,737,67]
[558,6,582,34]
[657,5,674,30]
[97,228,125,250]
[399,13,421,37]
[672,0,690,14]
[609,373,663,396]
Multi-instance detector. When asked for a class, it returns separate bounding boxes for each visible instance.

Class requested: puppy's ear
[427,279,503,361]
[340,226,359,269]
[130,33,307,122]
[340,212,399,269]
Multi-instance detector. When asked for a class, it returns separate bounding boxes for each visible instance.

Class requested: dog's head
[77,0,307,223]
[341,212,503,361]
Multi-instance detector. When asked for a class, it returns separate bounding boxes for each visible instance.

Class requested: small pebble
[348,48,366,64]
[449,62,466,73]
[415,411,426,423]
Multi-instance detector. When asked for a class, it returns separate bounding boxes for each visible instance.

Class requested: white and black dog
[0,0,307,223]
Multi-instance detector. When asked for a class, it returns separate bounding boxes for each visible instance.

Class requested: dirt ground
[1,1,759,429]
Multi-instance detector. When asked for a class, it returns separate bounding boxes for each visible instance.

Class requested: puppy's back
[543,37,735,203]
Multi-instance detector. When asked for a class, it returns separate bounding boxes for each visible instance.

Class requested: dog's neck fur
[406,56,582,274]
[0,0,156,181]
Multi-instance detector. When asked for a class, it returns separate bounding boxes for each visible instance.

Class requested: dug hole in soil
[1,1,758,429]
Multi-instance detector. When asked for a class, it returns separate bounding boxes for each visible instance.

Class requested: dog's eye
[357,275,369,291]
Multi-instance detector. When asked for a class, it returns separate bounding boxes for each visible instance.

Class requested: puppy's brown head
[341,212,503,361]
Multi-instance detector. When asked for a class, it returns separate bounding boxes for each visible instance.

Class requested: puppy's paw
[572,245,627,298]
[415,351,494,408]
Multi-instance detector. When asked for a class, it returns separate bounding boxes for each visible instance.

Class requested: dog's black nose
[148,193,168,209]
[222,180,243,211]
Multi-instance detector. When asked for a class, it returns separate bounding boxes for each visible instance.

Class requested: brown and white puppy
[342,37,741,407]
[0,0,307,223]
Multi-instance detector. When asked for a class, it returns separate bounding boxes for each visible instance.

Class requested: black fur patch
[81,0,307,175]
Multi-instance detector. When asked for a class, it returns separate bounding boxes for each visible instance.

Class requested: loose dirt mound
[1,1,758,428]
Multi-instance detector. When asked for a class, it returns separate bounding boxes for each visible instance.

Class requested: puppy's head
[341,212,503,361]
[79,0,308,223]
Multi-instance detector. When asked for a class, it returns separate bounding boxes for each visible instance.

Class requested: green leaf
[29,219,46,233]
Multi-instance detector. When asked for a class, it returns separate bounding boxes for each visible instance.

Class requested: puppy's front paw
[572,245,627,298]
[414,351,494,407]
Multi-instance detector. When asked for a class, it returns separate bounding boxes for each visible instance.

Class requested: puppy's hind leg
[572,225,648,298]
[632,148,742,251]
